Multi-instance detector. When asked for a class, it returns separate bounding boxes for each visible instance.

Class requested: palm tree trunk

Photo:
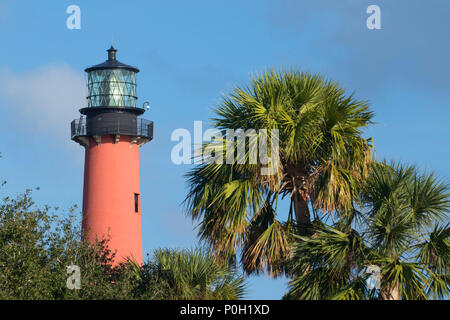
[380,284,400,300]
[292,193,311,235]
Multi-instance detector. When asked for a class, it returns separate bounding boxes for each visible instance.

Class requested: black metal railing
[71,117,86,139]
[71,117,153,140]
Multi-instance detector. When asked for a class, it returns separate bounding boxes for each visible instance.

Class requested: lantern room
[85,46,139,109]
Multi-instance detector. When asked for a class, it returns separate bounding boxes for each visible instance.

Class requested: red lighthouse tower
[71,46,153,264]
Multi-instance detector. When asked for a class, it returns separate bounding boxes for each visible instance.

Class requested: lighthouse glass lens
[87,69,137,108]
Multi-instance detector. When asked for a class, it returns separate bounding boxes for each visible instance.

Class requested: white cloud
[0,63,86,147]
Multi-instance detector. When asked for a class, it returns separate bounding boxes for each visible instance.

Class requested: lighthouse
[71,46,153,264]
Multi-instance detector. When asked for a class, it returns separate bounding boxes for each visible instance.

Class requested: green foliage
[0,189,246,300]
[184,69,375,276]
[286,162,449,300]
[183,69,448,299]
[148,248,246,300]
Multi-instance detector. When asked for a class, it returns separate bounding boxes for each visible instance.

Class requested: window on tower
[134,193,139,213]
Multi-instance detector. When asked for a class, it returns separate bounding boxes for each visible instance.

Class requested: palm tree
[184,70,374,276]
[286,161,449,300]
[141,248,247,300]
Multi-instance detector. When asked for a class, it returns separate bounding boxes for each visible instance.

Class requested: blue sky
[0,0,449,299]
